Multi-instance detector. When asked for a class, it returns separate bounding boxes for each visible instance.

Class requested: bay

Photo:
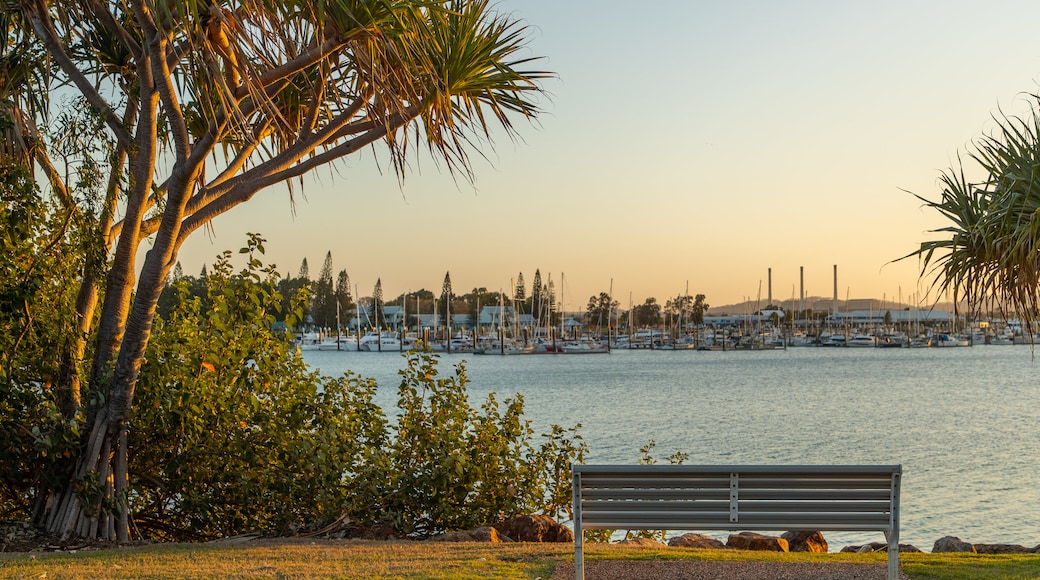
[303,345,1040,551]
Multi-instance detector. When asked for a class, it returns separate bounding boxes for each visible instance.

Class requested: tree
[372,279,384,329]
[530,269,543,320]
[335,269,353,325]
[515,272,526,307]
[461,287,492,325]
[907,94,1040,331]
[12,0,550,541]
[663,293,708,327]
[313,251,335,329]
[585,292,618,329]
[632,297,662,327]
[691,294,709,325]
[440,271,454,327]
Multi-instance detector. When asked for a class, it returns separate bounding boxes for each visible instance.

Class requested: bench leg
[575,542,583,580]
[884,530,899,580]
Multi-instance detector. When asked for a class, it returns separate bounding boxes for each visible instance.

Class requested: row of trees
[163,259,712,331]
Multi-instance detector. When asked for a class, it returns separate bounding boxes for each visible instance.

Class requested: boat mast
[355,284,362,351]
[607,278,614,352]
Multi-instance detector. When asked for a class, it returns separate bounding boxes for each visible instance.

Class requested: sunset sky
[174,0,1040,309]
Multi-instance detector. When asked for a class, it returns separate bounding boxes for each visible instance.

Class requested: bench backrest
[573,464,901,532]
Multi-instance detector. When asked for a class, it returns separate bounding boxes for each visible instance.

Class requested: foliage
[632,297,662,327]
[367,351,586,536]
[664,294,709,326]
[585,292,619,329]
[131,237,381,539]
[312,252,336,329]
[0,162,85,519]
[440,271,454,320]
[7,0,554,541]
[335,269,354,324]
[132,238,583,539]
[906,93,1040,330]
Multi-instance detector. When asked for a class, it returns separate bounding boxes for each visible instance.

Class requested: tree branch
[177,110,418,243]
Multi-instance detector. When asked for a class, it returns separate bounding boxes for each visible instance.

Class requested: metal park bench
[572,464,902,580]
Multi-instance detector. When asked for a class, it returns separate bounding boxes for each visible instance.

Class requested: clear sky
[174,0,1040,309]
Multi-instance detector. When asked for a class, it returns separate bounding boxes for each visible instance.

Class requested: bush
[362,351,586,536]
[127,236,585,540]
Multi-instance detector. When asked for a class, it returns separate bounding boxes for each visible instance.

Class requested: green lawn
[1,540,1038,579]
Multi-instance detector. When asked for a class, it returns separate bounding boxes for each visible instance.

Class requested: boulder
[781,530,827,553]
[493,515,573,543]
[616,537,666,547]
[667,533,726,549]
[429,526,505,543]
[973,543,1033,554]
[726,531,789,552]
[932,536,976,553]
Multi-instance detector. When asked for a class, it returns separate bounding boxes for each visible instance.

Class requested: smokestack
[768,268,772,307]
[833,264,838,315]
[799,266,804,314]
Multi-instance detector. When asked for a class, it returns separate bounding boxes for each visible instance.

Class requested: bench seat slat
[581,477,894,491]
[581,520,894,532]
[581,488,894,501]
[582,489,731,501]
[575,464,900,474]
[582,512,893,527]
[582,500,892,513]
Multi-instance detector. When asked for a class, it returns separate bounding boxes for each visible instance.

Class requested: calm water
[303,346,1040,550]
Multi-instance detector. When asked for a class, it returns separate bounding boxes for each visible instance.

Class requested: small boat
[847,333,876,348]
[989,331,1015,345]
[876,332,907,348]
[318,335,359,350]
[819,334,847,347]
[473,338,534,355]
[359,331,411,351]
[295,331,322,351]
[932,333,969,347]
[561,340,609,354]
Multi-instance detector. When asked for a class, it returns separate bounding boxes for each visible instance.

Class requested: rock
[973,543,1033,554]
[932,536,976,553]
[781,530,828,553]
[429,526,505,543]
[667,533,726,549]
[616,537,666,547]
[726,531,789,552]
[492,515,573,543]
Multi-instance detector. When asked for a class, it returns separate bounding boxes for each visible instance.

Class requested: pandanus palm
[908,95,1040,331]
[13,0,551,541]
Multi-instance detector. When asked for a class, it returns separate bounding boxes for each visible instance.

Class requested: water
[302,346,1040,550]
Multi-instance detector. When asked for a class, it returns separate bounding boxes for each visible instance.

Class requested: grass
[1,540,1039,579]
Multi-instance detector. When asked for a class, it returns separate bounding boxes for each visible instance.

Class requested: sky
[173,0,1040,310]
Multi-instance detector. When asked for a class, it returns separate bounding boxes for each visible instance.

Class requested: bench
[572,464,902,580]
